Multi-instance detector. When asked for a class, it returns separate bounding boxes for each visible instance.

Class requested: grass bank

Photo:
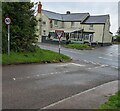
[2,48,71,65]
[64,44,93,50]
[99,91,120,109]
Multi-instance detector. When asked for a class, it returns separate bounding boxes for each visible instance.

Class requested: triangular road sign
[55,30,64,39]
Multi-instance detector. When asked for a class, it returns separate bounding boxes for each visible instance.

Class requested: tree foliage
[115,27,120,42]
[2,2,38,53]
[117,27,120,35]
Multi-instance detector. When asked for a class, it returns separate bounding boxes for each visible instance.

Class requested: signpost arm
[8,25,10,55]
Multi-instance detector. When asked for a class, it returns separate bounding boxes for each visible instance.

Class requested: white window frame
[89,24,93,30]
[43,21,46,25]
[54,20,58,26]
[71,22,75,27]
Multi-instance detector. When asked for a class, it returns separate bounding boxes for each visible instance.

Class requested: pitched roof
[42,10,62,21]
[62,13,89,22]
[82,15,109,24]
[42,10,89,22]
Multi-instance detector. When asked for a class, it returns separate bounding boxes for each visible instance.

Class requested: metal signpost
[4,17,11,55]
[55,30,64,54]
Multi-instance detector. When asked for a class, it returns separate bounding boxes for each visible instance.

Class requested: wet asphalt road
[40,44,118,68]
[2,44,118,109]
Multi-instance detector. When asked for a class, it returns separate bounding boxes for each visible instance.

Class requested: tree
[115,27,120,42]
[2,2,38,53]
[117,27,120,35]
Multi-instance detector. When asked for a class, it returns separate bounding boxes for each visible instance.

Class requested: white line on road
[83,60,89,63]
[98,57,112,61]
[100,65,109,67]
[58,63,85,67]
[26,76,30,78]
[89,61,97,65]
[70,63,85,67]
[111,66,118,69]
[41,80,118,109]
[13,78,16,80]
[58,64,69,66]
[88,68,92,70]
[105,54,113,57]
[12,71,71,80]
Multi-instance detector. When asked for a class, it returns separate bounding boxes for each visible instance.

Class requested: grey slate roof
[61,13,89,22]
[82,15,109,24]
[42,10,62,21]
[42,10,89,22]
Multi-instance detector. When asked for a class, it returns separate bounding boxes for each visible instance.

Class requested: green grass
[99,91,120,109]
[64,43,93,50]
[2,48,71,65]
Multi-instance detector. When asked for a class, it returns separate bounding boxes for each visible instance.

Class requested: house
[36,2,113,45]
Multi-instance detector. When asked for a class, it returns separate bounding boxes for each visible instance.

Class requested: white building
[36,2,113,45]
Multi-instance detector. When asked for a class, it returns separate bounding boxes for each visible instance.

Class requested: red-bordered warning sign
[55,30,64,40]
[4,17,11,25]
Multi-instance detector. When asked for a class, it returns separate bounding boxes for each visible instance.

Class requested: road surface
[2,44,118,109]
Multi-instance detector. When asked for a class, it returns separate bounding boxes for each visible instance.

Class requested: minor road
[40,44,118,68]
[2,44,118,109]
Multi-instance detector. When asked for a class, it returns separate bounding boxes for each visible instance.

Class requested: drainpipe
[102,24,105,46]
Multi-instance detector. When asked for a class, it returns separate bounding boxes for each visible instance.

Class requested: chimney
[38,1,42,13]
[66,11,70,14]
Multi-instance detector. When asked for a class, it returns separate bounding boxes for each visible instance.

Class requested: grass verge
[99,91,120,109]
[2,48,71,65]
[64,44,93,50]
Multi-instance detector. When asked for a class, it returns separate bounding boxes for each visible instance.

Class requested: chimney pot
[38,1,42,13]
[66,11,70,14]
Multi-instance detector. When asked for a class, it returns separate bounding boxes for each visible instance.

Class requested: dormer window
[71,22,75,27]
[89,24,93,30]
[54,20,58,26]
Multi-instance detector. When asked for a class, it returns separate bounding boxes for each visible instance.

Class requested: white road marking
[88,68,92,70]
[111,66,118,69]
[94,67,99,69]
[26,76,30,79]
[99,57,112,61]
[90,62,97,65]
[96,63,102,65]
[69,63,85,67]
[41,80,118,109]
[63,70,69,73]
[40,71,69,76]
[105,54,113,57]
[83,60,89,63]
[13,78,16,80]
[100,65,109,67]
[59,64,69,66]
[58,63,85,67]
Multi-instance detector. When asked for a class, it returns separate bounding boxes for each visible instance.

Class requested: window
[89,24,93,30]
[43,21,46,25]
[84,34,89,40]
[43,30,46,35]
[71,22,75,27]
[54,20,58,26]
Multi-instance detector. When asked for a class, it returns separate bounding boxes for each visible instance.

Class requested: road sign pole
[59,39,60,54]
[55,30,64,54]
[5,17,11,55]
[8,24,10,55]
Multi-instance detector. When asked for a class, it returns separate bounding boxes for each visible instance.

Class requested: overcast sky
[32,0,119,35]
